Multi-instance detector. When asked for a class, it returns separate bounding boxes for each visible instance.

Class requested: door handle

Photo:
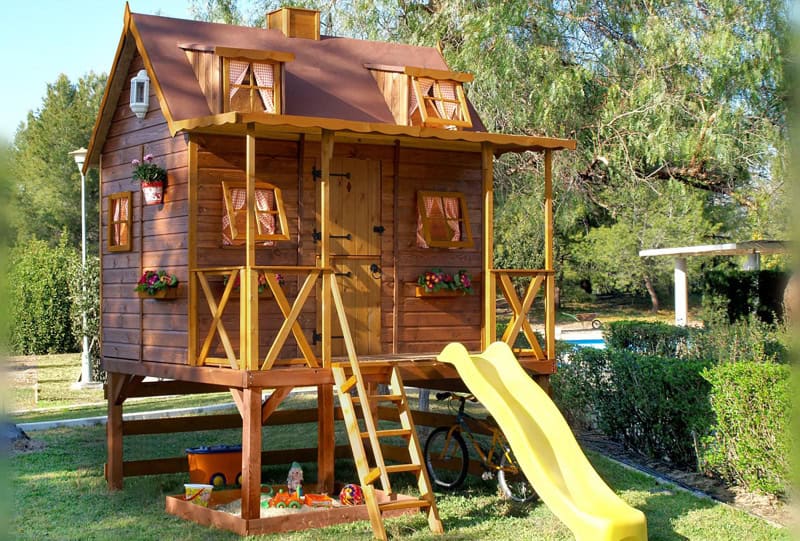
[369,263,382,279]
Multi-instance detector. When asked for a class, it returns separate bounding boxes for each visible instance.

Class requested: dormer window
[406,67,473,129]
[215,47,295,115]
[226,60,278,113]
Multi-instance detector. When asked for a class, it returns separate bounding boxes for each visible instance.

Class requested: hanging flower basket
[132,154,167,206]
[141,181,164,206]
[136,269,180,300]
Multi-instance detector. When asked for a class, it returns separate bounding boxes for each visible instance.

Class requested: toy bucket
[184,483,213,506]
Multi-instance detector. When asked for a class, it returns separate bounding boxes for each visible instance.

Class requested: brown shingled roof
[130,11,486,130]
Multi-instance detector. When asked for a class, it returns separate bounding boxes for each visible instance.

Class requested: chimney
[267,7,320,40]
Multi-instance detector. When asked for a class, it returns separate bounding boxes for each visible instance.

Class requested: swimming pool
[561,337,606,349]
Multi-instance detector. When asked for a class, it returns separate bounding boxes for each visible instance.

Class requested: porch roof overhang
[172,112,577,155]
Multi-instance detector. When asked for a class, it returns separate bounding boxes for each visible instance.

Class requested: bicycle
[422,391,537,502]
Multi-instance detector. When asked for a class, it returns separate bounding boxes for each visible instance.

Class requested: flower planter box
[137,287,179,300]
[414,286,472,298]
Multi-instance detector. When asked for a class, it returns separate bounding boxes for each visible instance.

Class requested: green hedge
[702,362,790,495]
[606,320,693,357]
[553,347,712,466]
[8,237,77,355]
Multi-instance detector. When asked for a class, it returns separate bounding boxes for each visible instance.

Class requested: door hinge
[311,165,351,181]
[312,330,344,344]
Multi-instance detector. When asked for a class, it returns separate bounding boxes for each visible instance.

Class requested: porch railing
[189,265,325,370]
[491,269,555,360]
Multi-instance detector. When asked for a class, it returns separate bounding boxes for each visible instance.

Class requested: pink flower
[131,159,140,166]
[144,153,154,162]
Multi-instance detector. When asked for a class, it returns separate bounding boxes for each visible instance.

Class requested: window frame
[222,181,290,244]
[216,48,294,115]
[405,67,473,129]
[107,191,132,252]
[417,190,474,249]
[222,57,282,114]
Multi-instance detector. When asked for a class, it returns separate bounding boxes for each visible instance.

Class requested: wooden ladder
[330,276,443,540]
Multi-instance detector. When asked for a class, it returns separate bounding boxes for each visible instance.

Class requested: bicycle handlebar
[435,392,477,403]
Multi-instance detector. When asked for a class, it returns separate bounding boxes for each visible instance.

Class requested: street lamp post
[69,147,93,386]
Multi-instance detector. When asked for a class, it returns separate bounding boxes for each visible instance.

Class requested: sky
[0,1,196,140]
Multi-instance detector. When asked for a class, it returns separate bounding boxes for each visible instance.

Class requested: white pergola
[639,240,790,326]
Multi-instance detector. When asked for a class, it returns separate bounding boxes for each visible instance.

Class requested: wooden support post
[188,139,199,365]
[244,130,259,370]
[543,150,556,361]
[106,372,125,490]
[241,387,263,520]
[481,143,496,349]
[318,129,336,492]
[392,140,400,354]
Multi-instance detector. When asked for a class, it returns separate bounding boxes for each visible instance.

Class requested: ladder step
[378,498,432,512]
[339,375,358,393]
[364,467,382,485]
[385,464,422,474]
[360,428,412,439]
[352,394,403,404]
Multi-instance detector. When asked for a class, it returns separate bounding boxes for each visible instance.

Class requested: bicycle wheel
[498,448,537,502]
[423,427,469,490]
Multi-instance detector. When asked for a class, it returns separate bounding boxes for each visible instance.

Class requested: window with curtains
[416,191,473,248]
[108,192,132,252]
[221,181,289,246]
[409,77,472,129]
[223,59,280,114]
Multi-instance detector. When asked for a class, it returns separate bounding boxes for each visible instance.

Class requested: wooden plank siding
[102,71,485,372]
[100,51,189,366]
[392,148,482,353]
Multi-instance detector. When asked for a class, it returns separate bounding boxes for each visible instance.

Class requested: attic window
[222,181,289,246]
[226,60,278,113]
[217,47,294,115]
[406,67,473,129]
[416,191,473,249]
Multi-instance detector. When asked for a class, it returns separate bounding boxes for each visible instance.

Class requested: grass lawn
[11,410,788,541]
[7,353,235,423]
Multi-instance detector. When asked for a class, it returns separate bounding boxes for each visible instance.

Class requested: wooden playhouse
[85,5,575,538]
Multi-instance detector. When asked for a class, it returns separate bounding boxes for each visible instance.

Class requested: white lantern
[130,69,150,119]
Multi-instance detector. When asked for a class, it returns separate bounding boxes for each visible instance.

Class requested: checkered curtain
[252,63,275,113]
[112,197,128,246]
[222,188,276,245]
[442,196,461,241]
[434,81,459,120]
[228,60,249,99]
[416,195,445,248]
[409,77,434,118]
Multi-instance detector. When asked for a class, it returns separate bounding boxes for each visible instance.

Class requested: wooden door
[323,158,383,356]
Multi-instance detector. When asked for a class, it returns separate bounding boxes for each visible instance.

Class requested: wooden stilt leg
[241,387,262,520]
[317,383,335,493]
[106,371,124,490]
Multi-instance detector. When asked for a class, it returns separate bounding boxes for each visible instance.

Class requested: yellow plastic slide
[438,342,647,541]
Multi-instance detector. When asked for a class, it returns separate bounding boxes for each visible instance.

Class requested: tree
[11,72,106,249]
[196,1,789,309]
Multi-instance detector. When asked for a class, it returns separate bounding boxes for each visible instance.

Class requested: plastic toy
[438,342,648,541]
[185,444,243,487]
[338,484,364,506]
[286,461,304,491]
[267,487,336,509]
